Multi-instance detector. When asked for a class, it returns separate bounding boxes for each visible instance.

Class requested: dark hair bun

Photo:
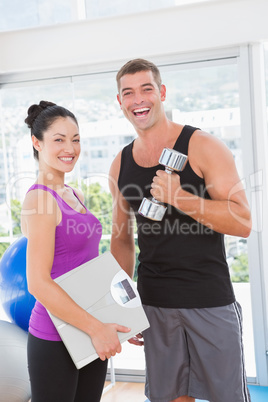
[25,100,56,129]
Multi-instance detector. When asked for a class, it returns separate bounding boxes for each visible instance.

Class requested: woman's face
[33,116,80,174]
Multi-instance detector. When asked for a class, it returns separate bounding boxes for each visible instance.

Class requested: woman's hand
[90,321,131,361]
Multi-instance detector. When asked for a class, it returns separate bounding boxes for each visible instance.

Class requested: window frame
[1,45,267,385]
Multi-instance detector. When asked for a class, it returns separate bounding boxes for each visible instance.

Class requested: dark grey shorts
[142,303,251,402]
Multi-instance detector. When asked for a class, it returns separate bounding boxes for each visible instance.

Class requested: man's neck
[136,119,183,146]
[132,120,184,167]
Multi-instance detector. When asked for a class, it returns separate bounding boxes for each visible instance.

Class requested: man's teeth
[134,108,150,113]
[133,107,150,116]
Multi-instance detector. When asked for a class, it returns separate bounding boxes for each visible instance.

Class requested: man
[109,58,252,402]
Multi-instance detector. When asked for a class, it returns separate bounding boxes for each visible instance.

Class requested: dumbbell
[138,148,188,221]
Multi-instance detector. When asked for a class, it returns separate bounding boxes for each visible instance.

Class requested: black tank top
[118,125,235,308]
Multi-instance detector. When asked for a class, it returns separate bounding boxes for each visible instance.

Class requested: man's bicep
[202,140,246,203]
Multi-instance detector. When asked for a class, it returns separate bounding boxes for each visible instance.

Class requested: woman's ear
[32,135,42,152]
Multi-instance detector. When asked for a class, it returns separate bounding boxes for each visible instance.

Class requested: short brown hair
[116,58,162,91]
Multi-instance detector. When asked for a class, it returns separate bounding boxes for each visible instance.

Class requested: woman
[21,100,130,402]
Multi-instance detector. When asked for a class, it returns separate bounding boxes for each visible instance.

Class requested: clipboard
[47,252,150,369]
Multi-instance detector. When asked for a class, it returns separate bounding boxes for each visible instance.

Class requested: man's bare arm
[151,131,252,237]
[109,151,136,278]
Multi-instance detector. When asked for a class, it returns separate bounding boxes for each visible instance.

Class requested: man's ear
[160,84,166,101]
[117,94,122,108]
[32,135,42,152]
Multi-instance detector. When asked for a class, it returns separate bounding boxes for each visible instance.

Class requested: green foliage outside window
[0,199,23,258]
[230,253,249,283]
[80,181,113,235]
[0,241,9,259]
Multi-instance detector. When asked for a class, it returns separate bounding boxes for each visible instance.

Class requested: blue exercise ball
[0,236,35,332]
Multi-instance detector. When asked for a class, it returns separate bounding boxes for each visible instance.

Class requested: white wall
[0,0,268,82]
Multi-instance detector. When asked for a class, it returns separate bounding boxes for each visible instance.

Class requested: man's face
[117,70,166,132]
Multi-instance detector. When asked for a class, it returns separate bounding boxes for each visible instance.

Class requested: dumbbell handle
[150,168,173,203]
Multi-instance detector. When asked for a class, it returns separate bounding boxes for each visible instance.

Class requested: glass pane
[0,0,217,30]
[73,74,136,181]
[0,81,74,243]
[160,61,256,377]
[264,43,268,125]
[72,74,143,371]
[85,0,175,19]
[85,0,215,19]
[0,0,74,32]
[73,74,136,240]
[0,80,75,324]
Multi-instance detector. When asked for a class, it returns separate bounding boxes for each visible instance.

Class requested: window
[0,51,260,383]
[0,80,75,242]
[85,0,175,19]
[264,43,268,124]
[0,0,217,32]
[90,149,108,158]
[0,0,75,31]
[160,61,255,378]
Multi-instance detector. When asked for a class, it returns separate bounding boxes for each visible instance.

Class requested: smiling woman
[19,100,131,402]
[32,118,80,176]
[25,100,80,164]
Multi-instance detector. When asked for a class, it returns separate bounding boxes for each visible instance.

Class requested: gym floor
[143,384,268,402]
[25,382,268,401]
[101,382,268,402]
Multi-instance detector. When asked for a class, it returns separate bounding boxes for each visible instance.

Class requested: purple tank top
[27,184,102,341]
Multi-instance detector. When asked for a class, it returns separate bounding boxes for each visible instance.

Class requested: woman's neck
[36,170,65,190]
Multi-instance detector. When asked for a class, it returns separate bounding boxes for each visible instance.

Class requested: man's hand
[150,170,181,206]
[128,333,144,346]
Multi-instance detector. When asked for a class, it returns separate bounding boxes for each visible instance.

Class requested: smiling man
[109,58,252,402]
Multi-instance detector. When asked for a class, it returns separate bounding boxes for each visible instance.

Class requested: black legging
[27,333,108,402]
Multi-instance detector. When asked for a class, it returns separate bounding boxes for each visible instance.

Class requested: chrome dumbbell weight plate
[138,197,167,221]
[159,147,188,172]
[138,148,188,221]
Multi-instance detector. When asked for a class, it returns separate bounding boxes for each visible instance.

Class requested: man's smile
[133,107,150,117]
